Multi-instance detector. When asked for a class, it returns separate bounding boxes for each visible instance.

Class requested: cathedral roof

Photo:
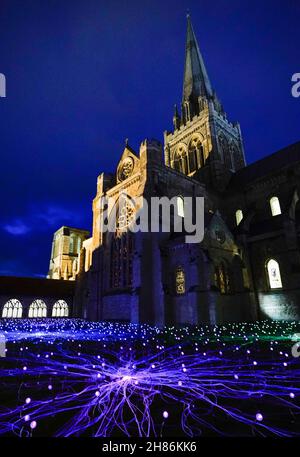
[229,141,300,189]
[0,276,75,295]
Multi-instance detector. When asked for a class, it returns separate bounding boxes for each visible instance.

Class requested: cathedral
[2,16,300,325]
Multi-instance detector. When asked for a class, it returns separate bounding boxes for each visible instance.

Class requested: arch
[173,144,188,174]
[108,195,136,290]
[52,300,69,317]
[231,255,246,292]
[110,231,133,289]
[175,266,185,294]
[235,209,243,226]
[214,261,230,294]
[266,258,282,289]
[270,196,281,216]
[177,196,184,218]
[28,299,47,318]
[199,144,205,167]
[188,135,205,173]
[2,299,22,318]
[69,234,76,253]
[218,134,232,169]
[231,144,243,170]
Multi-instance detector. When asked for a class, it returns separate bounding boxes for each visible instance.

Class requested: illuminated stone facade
[1,16,300,325]
[71,16,300,325]
[48,226,89,280]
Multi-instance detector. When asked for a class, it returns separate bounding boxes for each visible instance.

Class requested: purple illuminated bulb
[256,413,263,422]
[30,420,37,429]
[25,397,31,404]
[163,411,169,419]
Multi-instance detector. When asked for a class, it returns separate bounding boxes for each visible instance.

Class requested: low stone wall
[258,290,300,321]
[173,291,257,326]
[102,293,138,322]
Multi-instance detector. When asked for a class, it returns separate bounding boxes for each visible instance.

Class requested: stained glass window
[215,263,230,294]
[28,299,47,318]
[52,300,69,317]
[270,197,281,216]
[110,233,133,289]
[175,267,185,294]
[235,209,243,226]
[266,259,282,289]
[2,299,22,318]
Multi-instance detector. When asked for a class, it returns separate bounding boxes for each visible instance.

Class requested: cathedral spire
[183,14,213,104]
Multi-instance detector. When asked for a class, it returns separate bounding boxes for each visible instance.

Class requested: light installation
[0,319,299,437]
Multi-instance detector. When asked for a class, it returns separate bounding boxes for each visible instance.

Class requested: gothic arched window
[174,145,188,174]
[110,232,133,289]
[2,299,22,318]
[199,144,205,167]
[266,259,282,289]
[214,262,230,294]
[231,144,243,170]
[52,300,69,317]
[189,147,198,172]
[219,135,233,169]
[270,196,281,216]
[69,235,76,254]
[188,137,204,173]
[175,266,185,294]
[235,209,243,226]
[28,299,47,318]
[77,237,82,253]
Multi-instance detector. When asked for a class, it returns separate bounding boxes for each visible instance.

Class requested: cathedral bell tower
[164,15,246,189]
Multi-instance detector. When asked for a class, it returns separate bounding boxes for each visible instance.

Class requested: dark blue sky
[0,0,299,277]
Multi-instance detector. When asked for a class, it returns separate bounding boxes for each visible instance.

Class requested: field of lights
[0,319,299,437]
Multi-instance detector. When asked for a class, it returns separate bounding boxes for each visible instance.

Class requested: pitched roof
[229,141,300,189]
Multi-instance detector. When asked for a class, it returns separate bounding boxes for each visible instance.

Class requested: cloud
[35,205,75,227]
[2,202,86,237]
[3,220,30,235]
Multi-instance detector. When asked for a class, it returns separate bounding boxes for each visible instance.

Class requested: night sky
[0,0,299,278]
